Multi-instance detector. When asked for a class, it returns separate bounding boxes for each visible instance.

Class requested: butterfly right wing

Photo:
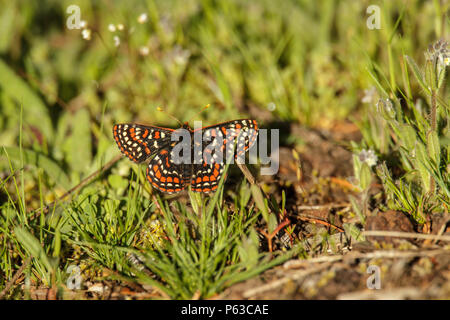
[198,119,259,161]
[189,162,224,193]
[113,124,173,163]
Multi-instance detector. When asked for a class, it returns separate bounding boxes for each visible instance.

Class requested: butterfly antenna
[186,103,211,123]
[157,106,183,127]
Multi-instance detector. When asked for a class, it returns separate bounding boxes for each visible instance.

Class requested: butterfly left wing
[113,123,173,163]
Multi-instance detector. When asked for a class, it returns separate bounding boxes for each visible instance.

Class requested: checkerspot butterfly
[113,119,258,193]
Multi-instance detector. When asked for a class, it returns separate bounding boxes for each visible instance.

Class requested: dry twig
[363,230,450,242]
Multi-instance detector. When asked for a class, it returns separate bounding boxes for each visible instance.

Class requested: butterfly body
[113,119,258,194]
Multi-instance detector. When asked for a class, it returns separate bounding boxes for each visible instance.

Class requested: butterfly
[113,119,258,193]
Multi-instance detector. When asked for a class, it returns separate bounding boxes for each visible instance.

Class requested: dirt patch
[220,248,450,299]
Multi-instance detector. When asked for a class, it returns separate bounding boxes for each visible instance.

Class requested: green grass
[0,0,449,299]
[355,40,450,223]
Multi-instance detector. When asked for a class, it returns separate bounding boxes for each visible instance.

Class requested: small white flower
[358,149,378,167]
[113,35,120,47]
[108,24,116,32]
[79,20,87,29]
[81,29,91,40]
[139,46,150,56]
[441,55,450,67]
[138,13,148,24]
[117,23,124,31]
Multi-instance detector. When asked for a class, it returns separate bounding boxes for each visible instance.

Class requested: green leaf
[427,130,440,166]
[14,227,55,273]
[268,212,278,234]
[188,190,202,215]
[349,195,365,224]
[238,181,252,209]
[66,109,92,173]
[398,124,417,152]
[437,67,446,89]
[352,154,362,180]
[53,226,61,258]
[436,93,450,111]
[1,146,70,190]
[404,55,430,95]
[343,223,365,242]
[107,174,128,190]
[414,142,431,192]
[424,59,436,91]
[359,162,372,191]
[238,228,259,270]
[251,185,269,224]
[0,59,53,141]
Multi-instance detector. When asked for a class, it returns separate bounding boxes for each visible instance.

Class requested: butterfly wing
[113,124,173,163]
[146,147,188,194]
[190,119,258,193]
[198,119,258,161]
[189,162,224,193]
